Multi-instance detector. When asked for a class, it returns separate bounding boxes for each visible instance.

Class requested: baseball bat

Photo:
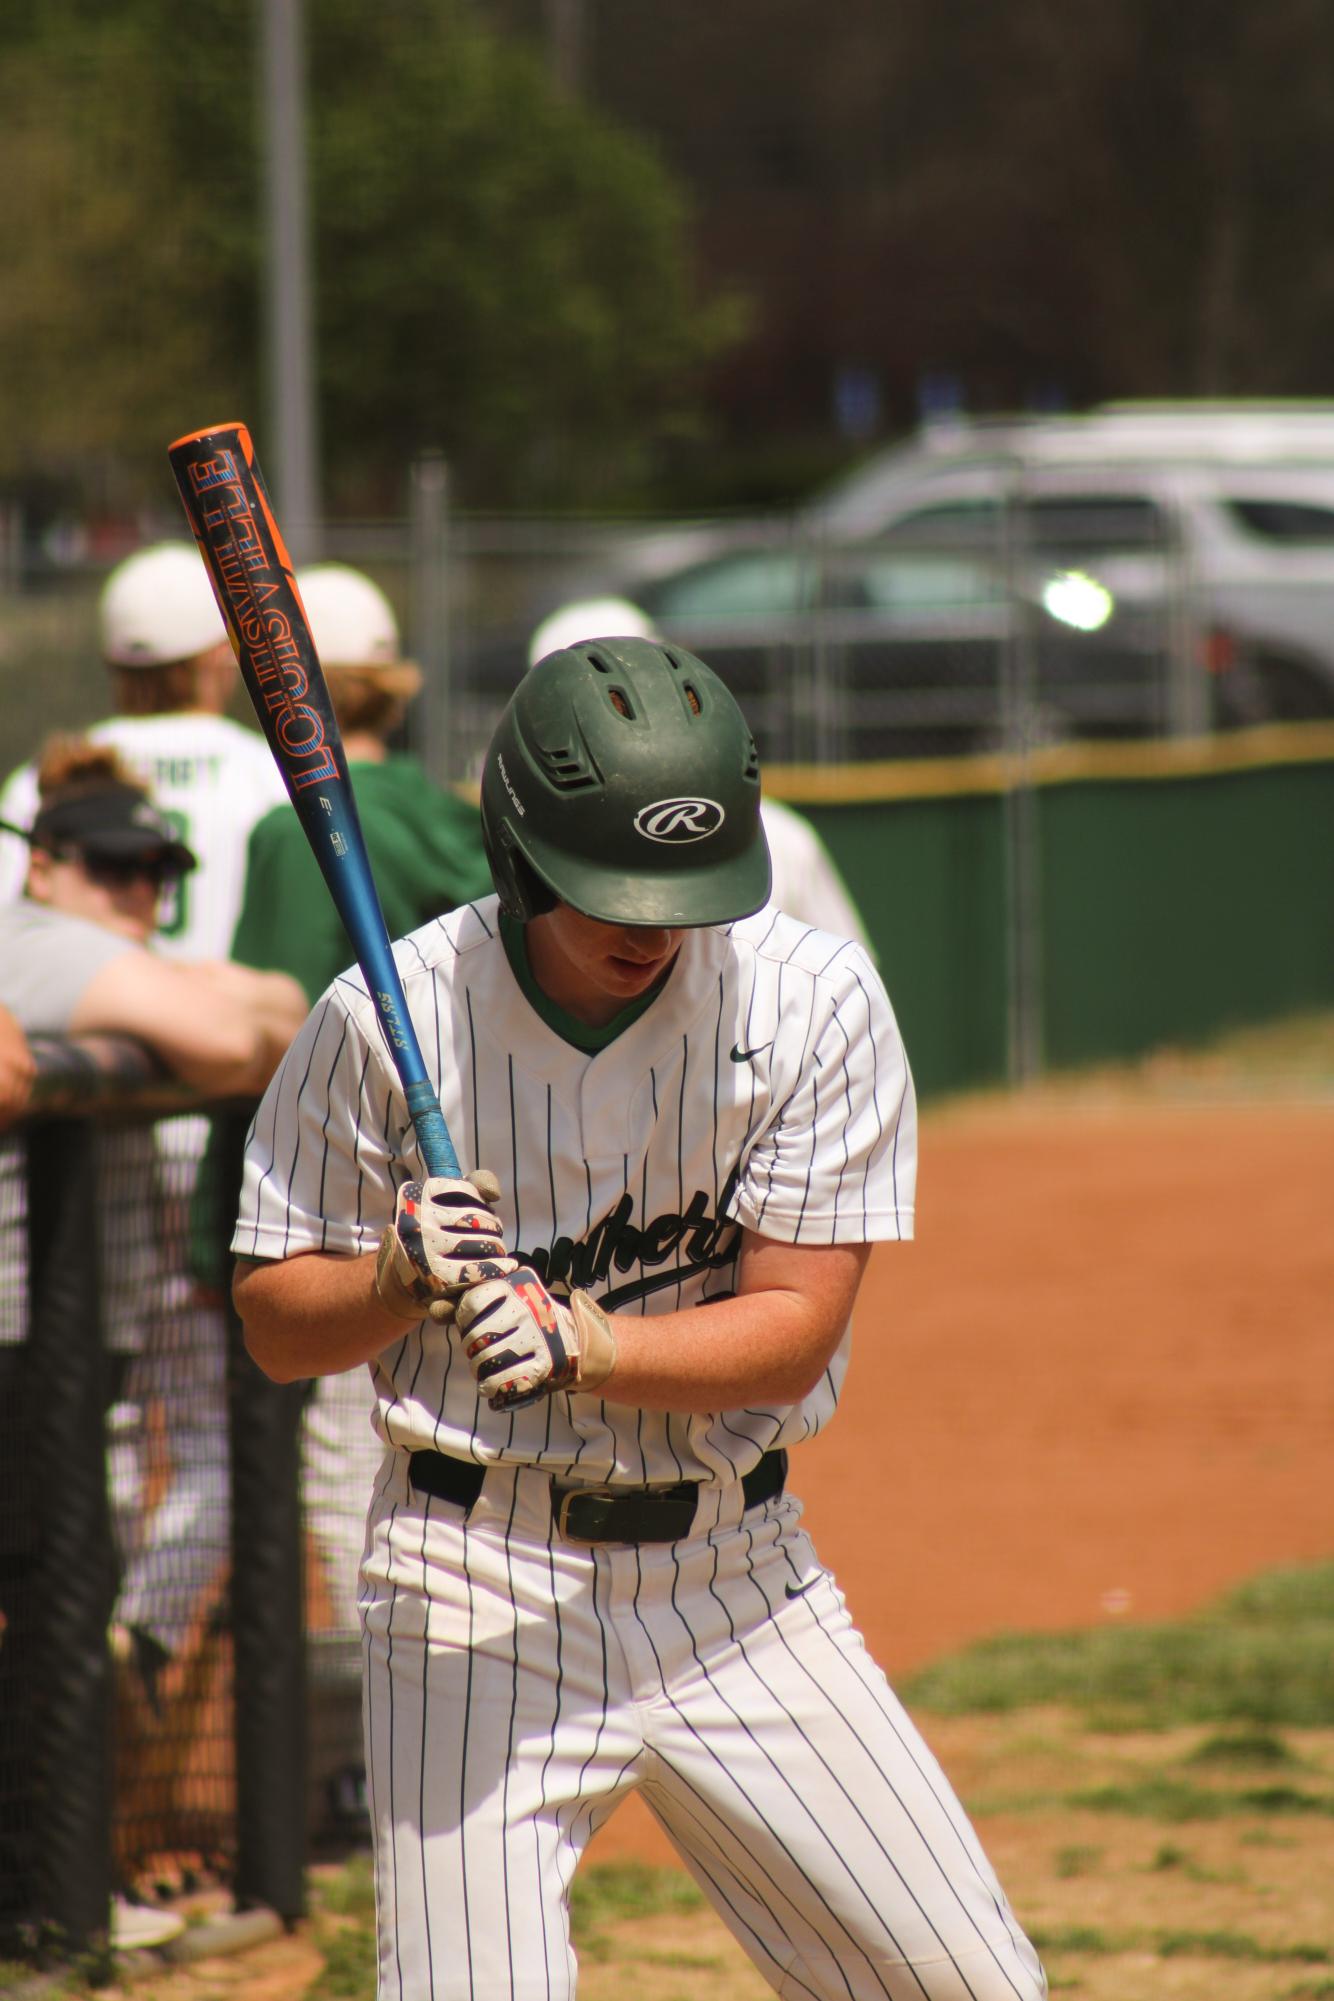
[167,420,460,1180]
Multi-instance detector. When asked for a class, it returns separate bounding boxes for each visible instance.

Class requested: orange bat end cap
[167,421,252,455]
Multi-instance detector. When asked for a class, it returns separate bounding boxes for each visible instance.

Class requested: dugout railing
[0,1040,339,1976]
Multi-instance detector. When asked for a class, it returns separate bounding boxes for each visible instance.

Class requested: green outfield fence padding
[770,723,1334,1100]
[1040,757,1334,1069]
[800,790,1010,1101]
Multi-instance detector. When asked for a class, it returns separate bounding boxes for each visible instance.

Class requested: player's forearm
[595,1288,841,1412]
[234,1249,404,1382]
[593,1237,872,1414]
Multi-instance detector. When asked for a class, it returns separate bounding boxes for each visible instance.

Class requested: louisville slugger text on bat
[166,420,459,1178]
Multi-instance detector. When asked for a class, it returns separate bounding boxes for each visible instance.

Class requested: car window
[1224,498,1334,544]
[849,551,1004,610]
[639,550,814,619]
[880,501,1002,548]
[1022,495,1168,553]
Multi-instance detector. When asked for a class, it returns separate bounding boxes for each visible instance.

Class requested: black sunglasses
[79,851,184,889]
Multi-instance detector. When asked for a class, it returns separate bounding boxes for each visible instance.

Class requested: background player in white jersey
[0,542,287,950]
[233,639,1045,2000]
[0,546,289,1774]
[527,596,873,950]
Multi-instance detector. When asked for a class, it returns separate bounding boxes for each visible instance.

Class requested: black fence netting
[0,1038,371,1969]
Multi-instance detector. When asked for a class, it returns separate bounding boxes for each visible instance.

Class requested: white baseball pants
[360,1454,1046,2001]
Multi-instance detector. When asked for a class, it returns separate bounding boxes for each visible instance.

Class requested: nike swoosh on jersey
[785,1577,820,1600]
[729,1040,773,1063]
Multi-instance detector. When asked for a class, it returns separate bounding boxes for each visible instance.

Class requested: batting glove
[454,1269,618,1409]
[374,1170,516,1322]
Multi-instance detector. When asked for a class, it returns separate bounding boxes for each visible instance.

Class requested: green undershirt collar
[499,911,671,1052]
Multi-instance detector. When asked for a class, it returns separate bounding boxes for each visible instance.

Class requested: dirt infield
[589,1079,1334,1868]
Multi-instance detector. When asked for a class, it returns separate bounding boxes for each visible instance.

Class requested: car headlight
[1041,569,1115,632]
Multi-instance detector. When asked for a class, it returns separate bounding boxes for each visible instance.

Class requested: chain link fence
[9,466,1332,792]
[0,1041,371,1972]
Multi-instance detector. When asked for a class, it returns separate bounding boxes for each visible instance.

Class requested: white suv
[802,400,1334,734]
[557,401,1334,761]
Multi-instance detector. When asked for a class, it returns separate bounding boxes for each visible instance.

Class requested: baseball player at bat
[233,640,1046,2000]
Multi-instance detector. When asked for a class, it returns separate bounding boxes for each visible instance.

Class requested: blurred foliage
[0,0,746,516]
[11,0,1334,518]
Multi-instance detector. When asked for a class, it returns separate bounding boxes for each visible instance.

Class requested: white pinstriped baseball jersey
[0,713,286,959]
[235,895,916,1483]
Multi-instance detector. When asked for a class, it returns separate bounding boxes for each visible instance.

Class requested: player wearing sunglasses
[0,738,305,1095]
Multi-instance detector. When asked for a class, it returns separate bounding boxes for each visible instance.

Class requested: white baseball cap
[99,542,228,668]
[296,563,422,696]
[527,595,657,670]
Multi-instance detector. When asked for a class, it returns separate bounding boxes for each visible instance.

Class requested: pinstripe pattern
[358,1461,1044,1999]
[240,892,1044,2000]
[236,897,915,1487]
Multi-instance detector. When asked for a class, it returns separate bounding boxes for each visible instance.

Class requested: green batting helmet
[481,638,771,926]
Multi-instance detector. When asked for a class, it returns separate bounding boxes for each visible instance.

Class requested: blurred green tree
[0,0,745,515]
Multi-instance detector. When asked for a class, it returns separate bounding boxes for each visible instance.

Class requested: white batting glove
[374,1169,516,1322]
[454,1268,618,1410]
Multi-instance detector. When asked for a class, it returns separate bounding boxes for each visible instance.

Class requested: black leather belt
[407,1446,787,1544]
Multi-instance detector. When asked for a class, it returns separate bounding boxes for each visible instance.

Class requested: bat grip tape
[404,1082,460,1180]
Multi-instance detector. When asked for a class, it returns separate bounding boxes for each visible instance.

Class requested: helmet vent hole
[683,683,702,715]
[662,649,683,671]
[744,734,760,780]
[533,736,599,790]
[587,650,614,674]
[607,687,635,719]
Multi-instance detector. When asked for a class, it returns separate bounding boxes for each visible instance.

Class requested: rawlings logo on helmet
[633,797,725,843]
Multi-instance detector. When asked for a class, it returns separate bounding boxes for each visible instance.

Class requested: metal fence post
[410,451,453,781]
[217,1109,307,1924]
[1000,481,1045,1085]
[26,1118,115,1970]
[1166,512,1209,738]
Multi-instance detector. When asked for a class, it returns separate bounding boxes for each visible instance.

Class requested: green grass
[1070,1779,1333,1821]
[1031,1923,1121,1954]
[902,1561,1334,1727]
[1186,1728,1300,1768]
[571,1861,705,1940]
[1148,1842,1246,1886]
[304,1858,379,2000]
[1053,1842,1102,1878]
[305,1921,377,2000]
[315,1853,377,1919]
[1031,1925,1333,1966]
[1156,1932,1331,1965]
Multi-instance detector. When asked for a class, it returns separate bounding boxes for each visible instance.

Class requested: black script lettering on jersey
[517,1171,743,1307]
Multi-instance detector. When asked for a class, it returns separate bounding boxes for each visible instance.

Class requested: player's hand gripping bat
[167,421,460,1180]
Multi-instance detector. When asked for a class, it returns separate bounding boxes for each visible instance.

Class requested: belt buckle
[553,1482,612,1541]
[551,1479,699,1544]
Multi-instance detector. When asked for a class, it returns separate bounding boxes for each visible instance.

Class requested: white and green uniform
[236,897,1044,2001]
